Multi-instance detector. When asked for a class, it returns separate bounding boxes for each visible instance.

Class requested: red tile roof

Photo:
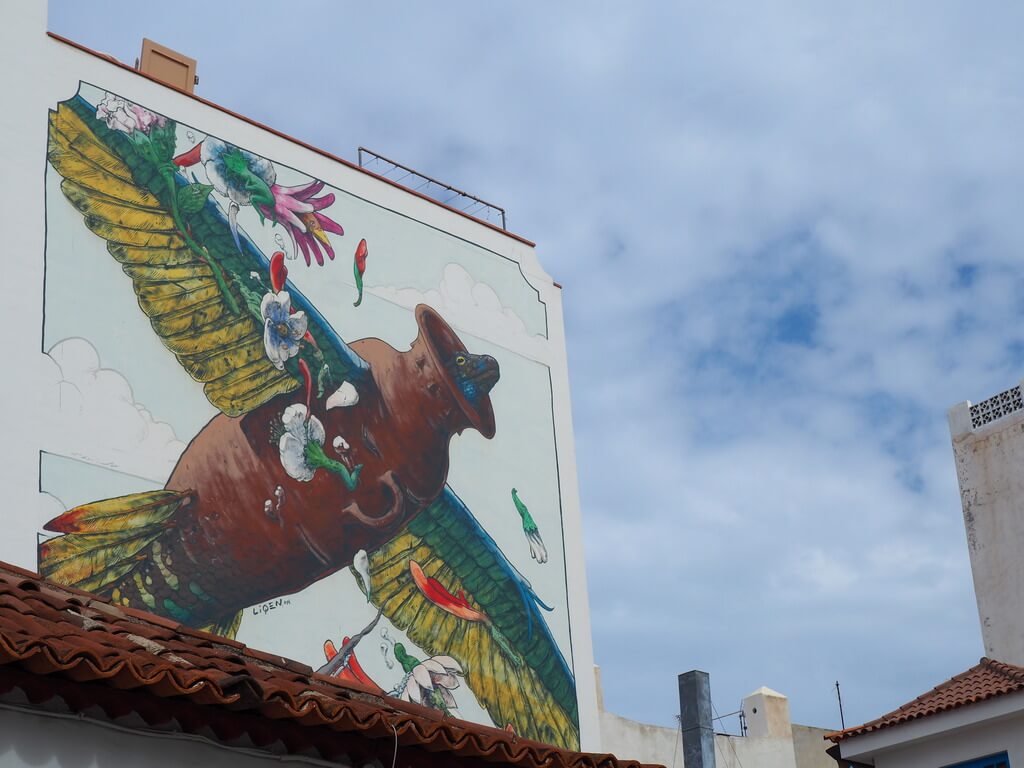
[0,560,658,768]
[827,658,1024,743]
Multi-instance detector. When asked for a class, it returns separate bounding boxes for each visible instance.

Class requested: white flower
[96,95,138,134]
[278,404,325,482]
[261,291,307,370]
[200,137,276,207]
[527,530,548,563]
[95,94,166,135]
[333,436,350,452]
[397,652,463,712]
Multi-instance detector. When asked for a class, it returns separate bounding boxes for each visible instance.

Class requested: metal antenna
[835,680,846,729]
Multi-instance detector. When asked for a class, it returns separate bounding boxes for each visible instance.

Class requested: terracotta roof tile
[828,658,1024,742]
[0,561,657,768]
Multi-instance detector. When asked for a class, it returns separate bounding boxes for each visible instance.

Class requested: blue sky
[48,1,1024,732]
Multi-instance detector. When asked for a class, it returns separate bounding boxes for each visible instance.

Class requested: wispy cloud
[42,337,186,482]
[373,263,548,359]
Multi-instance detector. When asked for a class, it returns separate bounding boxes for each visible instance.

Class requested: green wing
[364,487,579,749]
[46,94,368,416]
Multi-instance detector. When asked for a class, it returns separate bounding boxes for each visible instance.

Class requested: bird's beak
[468,354,499,397]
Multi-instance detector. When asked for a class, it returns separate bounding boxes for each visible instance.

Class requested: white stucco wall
[594,669,832,768]
[598,710,830,768]
[0,704,327,768]
[791,725,835,768]
[949,388,1024,665]
[0,0,599,750]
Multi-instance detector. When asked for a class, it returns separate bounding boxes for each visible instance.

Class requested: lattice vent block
[970,386,1024,429]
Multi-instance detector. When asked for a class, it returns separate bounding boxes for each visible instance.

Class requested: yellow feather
[61,179,175,231]
[53,103,134,182]
[203,364,297,416]
[136,283,221,315]
[40,529,163,587]
[83,218,184,248]
[178,337,268,382]
[161,315,258,355]
[147,297,226,336]
[122,263,213,282]
[137,277,219,302]
[108,243,197,266]
[46,490,182,534]
[48,128,161,208]
[74,559,141,595]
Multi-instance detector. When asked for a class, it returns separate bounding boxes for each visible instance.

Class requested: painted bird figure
[41,93,579,748]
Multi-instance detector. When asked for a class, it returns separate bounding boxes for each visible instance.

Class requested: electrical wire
[712,700,745,768]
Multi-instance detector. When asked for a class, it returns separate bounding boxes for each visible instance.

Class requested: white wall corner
[948,401,974,441]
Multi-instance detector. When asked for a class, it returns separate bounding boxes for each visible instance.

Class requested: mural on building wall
[40,84,577,747]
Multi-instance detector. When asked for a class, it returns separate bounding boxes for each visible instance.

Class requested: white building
[948,385,1024,665]
[829,382,1024,767]
[827,658,1023,768]
[595,667,834,768]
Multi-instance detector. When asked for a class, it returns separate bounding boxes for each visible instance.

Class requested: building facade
[948,384,1024,665]
[1,1,599,750]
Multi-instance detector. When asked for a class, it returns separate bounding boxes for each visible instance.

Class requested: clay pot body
[162,305,496,622]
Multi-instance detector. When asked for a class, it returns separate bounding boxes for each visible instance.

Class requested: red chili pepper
[323,640,338,661]
[409,560,487,623]
[354,238,368,274]
[270,251,288,293]
[323,638,383,692]
[342,638,378,688]
[172,143,202,168]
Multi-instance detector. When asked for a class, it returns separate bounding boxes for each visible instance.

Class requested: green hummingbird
[512,488,548,564]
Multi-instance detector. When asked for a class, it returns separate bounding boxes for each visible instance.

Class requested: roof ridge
[982,656,1024,683]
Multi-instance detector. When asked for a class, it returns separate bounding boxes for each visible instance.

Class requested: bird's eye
[456,355,466,366]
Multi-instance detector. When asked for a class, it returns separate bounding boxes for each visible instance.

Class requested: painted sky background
[46,1,1024,733]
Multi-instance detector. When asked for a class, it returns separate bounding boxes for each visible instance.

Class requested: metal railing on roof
[357,147,507,230]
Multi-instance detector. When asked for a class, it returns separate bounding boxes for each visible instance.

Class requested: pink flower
[129,103,166,133]
[95,94,165,135]
[258,180,344,267]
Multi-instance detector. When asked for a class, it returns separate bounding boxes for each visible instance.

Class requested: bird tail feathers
[38,490,191,596]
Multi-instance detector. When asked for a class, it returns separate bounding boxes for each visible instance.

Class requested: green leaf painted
[177,183,214,217]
